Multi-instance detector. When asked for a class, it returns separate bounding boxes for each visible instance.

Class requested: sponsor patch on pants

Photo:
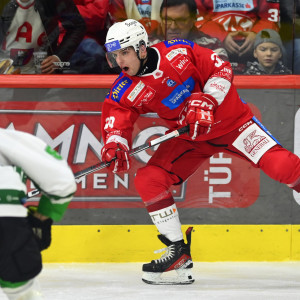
[232,123,277,164]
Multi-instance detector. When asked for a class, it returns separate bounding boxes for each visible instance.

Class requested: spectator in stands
[155,0,228,62]
[244,29,292,75]
[64,0,109,74]
[280,0,300,74]
[0,0,86,74]
[194,0,280,74]
[108,0,163,41]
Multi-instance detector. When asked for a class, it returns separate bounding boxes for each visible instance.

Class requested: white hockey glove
[186,93,218,140]
[101,141,131,173]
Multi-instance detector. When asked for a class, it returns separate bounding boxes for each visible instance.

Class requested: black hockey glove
[27,206,53,251]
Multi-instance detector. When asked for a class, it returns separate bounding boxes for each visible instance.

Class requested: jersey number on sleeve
[211,53,224,68]
[104,116,116,130]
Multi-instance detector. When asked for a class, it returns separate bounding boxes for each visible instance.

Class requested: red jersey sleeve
[101,79,140,147]
[185,42,233,106]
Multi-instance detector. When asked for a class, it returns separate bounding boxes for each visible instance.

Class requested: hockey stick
[27,125,189,198]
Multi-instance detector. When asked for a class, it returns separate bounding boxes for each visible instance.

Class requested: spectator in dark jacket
[244,29,292,75]
[0,0,86,74]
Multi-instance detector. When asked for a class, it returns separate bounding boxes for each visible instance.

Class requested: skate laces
[153,245,175,264]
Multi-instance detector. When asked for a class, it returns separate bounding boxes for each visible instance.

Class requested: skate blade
[142,268,195,285]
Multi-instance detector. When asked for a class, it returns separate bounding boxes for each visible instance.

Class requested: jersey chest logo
[213,0,254,12]
[126,81,156,107]
[161,77,195,110]
[171,54,191,75]
[136,86,156,107]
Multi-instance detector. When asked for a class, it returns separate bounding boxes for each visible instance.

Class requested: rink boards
[0,75,299,262]
[43,224,300,262]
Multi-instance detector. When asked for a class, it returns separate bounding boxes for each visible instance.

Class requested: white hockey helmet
[105,19,149,68]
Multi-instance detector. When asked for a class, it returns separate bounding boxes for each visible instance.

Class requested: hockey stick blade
[27,125,189,198]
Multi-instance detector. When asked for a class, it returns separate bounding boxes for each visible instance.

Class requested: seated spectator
[0,0,85,74]
[155,0,228,62]
[194,0,280,74]
[62,0,109,74]
[108,0,163,41]
[244,29,292,75]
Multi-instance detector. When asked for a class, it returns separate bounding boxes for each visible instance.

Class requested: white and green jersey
[0,129,76,221]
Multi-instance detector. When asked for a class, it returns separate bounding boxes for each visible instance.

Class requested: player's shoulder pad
[107,73,133,103]
[163,39,195,49]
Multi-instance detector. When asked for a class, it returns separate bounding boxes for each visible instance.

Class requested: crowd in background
[0,0,299,75]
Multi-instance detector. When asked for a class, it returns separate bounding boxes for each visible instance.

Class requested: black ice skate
[142,227,194,285]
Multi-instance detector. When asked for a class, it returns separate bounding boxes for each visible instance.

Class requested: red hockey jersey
[194,0,280,42]
[101,40,253,147]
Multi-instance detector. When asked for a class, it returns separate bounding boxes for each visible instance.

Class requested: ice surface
[1,262,300,300]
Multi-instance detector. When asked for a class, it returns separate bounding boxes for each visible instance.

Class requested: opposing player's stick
[27,126,189,198]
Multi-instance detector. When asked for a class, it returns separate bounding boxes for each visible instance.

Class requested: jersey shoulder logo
[164,39,194,48]
[111,76,132,102]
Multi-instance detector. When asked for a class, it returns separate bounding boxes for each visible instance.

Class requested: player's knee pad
[259,145,300,185]
[0,218,42,283]
[135,165,178,204]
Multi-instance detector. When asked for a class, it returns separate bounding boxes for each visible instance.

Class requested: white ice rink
[1,262,300,300]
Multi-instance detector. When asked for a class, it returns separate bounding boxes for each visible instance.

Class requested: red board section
[0,75,299,89]
[0,101,261,209]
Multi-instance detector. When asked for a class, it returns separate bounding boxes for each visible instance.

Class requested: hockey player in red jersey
[101,19,300,285]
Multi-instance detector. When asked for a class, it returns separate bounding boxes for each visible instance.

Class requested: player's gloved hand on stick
[101,141,131,173]
[27,206,53,251]
[186,92,217,140]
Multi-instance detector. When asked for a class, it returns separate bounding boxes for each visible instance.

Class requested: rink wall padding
[42,224,300,262]
[0,75,300,262]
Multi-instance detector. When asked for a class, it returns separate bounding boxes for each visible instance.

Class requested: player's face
[111,47,140,76]
[254,42,282,72]
[160,4,194,41]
